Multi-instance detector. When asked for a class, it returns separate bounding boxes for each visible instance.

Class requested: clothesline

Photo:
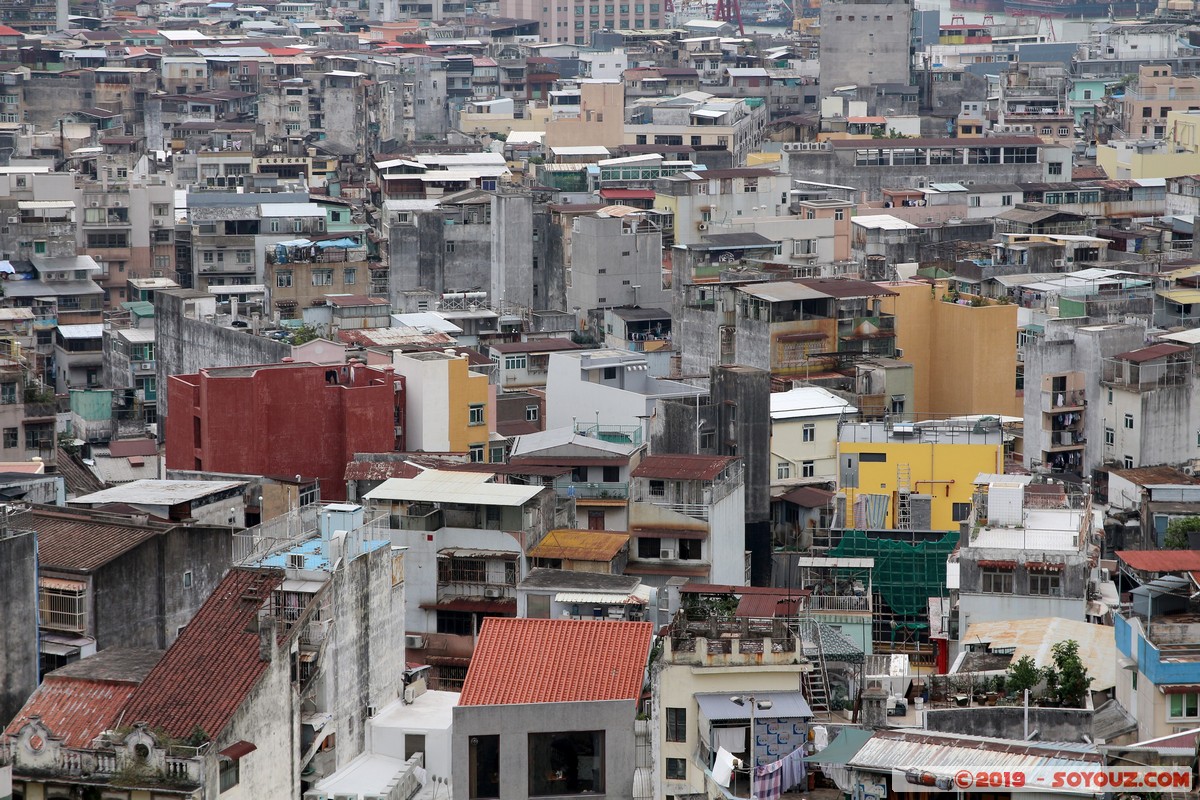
[753,745,806,800]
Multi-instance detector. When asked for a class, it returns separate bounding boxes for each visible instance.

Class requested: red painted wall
[165,362,404,501]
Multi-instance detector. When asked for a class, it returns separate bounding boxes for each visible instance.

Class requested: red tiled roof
[458,618,653,706]
[33,509,166,572]
[632,454,738,481]
[119,568,284,739]
[1116,550,1200,573]
[5,677,138,748]
[0,25,23,36]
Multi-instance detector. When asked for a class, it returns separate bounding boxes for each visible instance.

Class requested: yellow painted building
[392,350,493,458]
[837,421,1003,531]
[1097,109,1200,179]
[883,280,1022,418]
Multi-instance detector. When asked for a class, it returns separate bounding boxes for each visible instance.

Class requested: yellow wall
[447,356,491,453]
[544,82,626,149]
[838,439,1002,530]
[885,280,1022,418]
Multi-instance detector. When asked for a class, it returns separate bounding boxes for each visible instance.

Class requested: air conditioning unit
[141,362,154,371]
[1054,258,1067,268]
[697,221,708,231]
[153,219,162,227]
[90,200,99,207]
[659,548,675,560]
[287,553,305,569]
[6,216,17,224]
[404,634,425,649]
[483,587,503,599]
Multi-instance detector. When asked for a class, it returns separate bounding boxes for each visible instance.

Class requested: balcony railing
[554,480,628,499]
[806,594,870,612]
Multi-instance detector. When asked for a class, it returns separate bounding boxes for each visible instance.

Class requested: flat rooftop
[971,508,1085,551]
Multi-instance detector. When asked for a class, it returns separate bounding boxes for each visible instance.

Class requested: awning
[419,597,516,614]
[777,331,826,343]
[219,741,257,760]
[300,712,332,730]
[696,691,812,721]
[554,591,646,605]
[632,527,708,540]
[978,559,1016,569]
[803,727,873,764]
[1026,561,1064,572]
[40,640,82,657]
[437,548,520,559]
[315,237,358,249]
[40,577,87,592]
[1161,685,1200,694]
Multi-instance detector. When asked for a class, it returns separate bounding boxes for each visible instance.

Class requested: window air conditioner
[659,548,675,559]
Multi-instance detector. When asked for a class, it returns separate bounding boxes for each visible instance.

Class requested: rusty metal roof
[528,529,629,562]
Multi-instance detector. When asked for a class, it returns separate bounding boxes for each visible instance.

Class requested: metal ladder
[896,463,913,531]
[796,617,832,718]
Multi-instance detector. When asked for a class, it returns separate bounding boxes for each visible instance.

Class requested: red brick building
[165,361,404,501]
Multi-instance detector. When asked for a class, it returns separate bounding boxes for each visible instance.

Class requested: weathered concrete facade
[0,526,37,726]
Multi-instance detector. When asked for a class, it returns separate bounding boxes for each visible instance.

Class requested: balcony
[554,480,628,500]
[1102,357,1192,393]
[389,505,444,532]
[806,594,870,612]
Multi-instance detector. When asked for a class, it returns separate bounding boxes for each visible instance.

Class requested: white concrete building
[770,386,857,485]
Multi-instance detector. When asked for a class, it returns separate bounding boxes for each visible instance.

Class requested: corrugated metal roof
[1117,550,1200,573]
[71,479,244,506]
[529,529,629,562]
[34,509,165,572]
[632,454,737,481]
[849,730,1102,774]
[458,618,653,706]
[696,691,813,721]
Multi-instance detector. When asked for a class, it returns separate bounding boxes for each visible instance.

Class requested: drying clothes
[753,746,807,800]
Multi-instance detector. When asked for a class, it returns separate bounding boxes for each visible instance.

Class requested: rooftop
[527,530,630,562]
[34,508,171,573]
[119,567,284,739]
[1117,549,1200,573]
[970,508,1086,551]
[489,338,582,355]
[956,617,1116,691]
[363,469,543,507]
[631,453,738,481]
[770,386,858,419]
[458,618,652,706]
[70,479,245,507]
[519,566,640,592]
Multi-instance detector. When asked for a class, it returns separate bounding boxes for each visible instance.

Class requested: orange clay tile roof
[458,618,653,706]
[119,568,284,738]
[5,677,139,748]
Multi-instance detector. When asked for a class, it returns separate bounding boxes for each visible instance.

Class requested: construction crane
[713,0,745,36]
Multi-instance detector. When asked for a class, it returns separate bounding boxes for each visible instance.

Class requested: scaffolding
[829,529,957,659]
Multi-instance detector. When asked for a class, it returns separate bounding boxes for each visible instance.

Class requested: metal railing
[553,480,628,499]
[806,594,870,612]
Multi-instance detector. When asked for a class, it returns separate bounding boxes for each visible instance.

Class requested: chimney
[258,613,276,662]
[860,681,889,729]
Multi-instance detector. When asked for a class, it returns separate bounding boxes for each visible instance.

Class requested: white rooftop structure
[259,202,325,217]
[770,386,858,420]
[70,479,245,506]
[363,469,543,506]
[851,214,919,231]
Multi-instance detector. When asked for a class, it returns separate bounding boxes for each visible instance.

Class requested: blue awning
[315,237,358,249]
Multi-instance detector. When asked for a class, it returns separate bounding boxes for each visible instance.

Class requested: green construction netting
[828,529,958,617]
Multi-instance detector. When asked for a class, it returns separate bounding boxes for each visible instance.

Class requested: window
[802,423,815,442]
[1048,162,1063,176]
[952,502,971,522]
[276,270,293,288]
[835,208,844,221]
[1169,692,1200,720]
[801,461,815,478]
[1124,413,1134,429]
[445,241,456,254]
[2,428,15,449]
[637,536,661,558]
[312,269,333,286]
[504,354,527,370]
[649,479,665,497]
[526,405,539,422]
[1002,194,1013,206]
[469,443,485,462]
[469,404,485,426]
[1108,389,1113,405]
[219,758,240,793]
[293,219,304,232]
[183,570,193,588]
[1029,572,1061,596]
[777,461,791,480]
[981,568,1013,594]
[1105,427,1114,446]
[1124,455,1134,469]
[666,707,686,742]
[528,731,603,795]
[469,734,501,799]
[602,367,617,380]
[343,267,356,285]
[236,250,252,264]
[666,758,687,780]
[25,423,51,450]
[0,383,14,405]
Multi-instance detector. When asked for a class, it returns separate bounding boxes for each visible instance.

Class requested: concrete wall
[451,698,637,800]
[568,215,670,313]
[88,524,233,651]
[1022,322,1147,472]
[491,192,535,311]
[884,281,1022,418]
[819,0,913,93]
[924,706,1093,742]
[154,289,292,429]
[0,529,37,726]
